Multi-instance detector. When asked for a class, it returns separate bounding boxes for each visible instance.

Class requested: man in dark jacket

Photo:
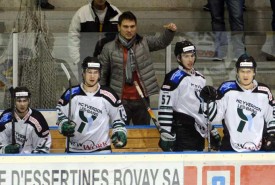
[98,11,177,125]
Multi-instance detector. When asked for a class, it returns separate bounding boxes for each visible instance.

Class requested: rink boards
[0,152,274,185]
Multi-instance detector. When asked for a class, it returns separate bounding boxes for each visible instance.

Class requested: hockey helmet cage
[82,56,101,70]
[174,40,196,57]
[235,54,257,69]
[13,86,31,98]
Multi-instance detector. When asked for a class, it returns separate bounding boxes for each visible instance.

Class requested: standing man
[56,56,127,153]
[208,0,245,61]
[37,0,55,10]
[68,0,121,82]
[0,87,51,154]
[200,54,275,152]
[261,0,275,61]
[158,40,221,151]
[98,11,177,125]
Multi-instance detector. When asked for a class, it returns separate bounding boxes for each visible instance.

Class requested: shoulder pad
[218,81,238,96]
[161,69,187,91]
[28,109,50,137]
[59,85,83,106]
[0,109,12,126]
[195,70,205,79]
[257,83,274,103]
[64,85,82,101]
[99,86,121,107]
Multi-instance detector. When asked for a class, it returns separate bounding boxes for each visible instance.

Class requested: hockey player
[158,40,221,151]
[200,54,275,152]
[0,87,51,154]
[56,56,127,153]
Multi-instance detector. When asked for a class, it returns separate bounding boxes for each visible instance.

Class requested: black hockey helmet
[174,40,196,57]
[13,86,31,99]
[82,56,101,71]
[235,54,257,70]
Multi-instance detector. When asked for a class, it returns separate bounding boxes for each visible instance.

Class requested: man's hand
[264,133,275,151]
[158,130,176,151]
[4,143,20,154]
[111,127,127,148]
[210,127,222,151]
[163,23,177,32]
[61,121,76,137]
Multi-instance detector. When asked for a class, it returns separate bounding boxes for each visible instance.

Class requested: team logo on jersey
[236,98,261,132]
[78,110,98,133]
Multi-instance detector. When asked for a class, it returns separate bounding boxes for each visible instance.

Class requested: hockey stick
[133,81,163,133]
[9,87,16,145]
[60,63,72,153]
[206,101,211,152]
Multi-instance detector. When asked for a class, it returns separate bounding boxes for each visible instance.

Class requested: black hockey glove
[200,86,217,102]
[210,127,222,151]
[158,129,176,151]
[4,143,20,154]
[264,133,275,151]
[203,101,217,122]
[61,120,76,137]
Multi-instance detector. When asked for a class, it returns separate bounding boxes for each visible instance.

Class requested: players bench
[50,125,223,153]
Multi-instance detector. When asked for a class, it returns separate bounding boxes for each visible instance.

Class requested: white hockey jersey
[158,66,208,137]
[56,84,127,153]
[213,80,275,152]
[0,108,51,154]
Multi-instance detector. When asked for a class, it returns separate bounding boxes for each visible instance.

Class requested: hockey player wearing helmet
[0,86,51,154]
[235,54,257,89]
[200,54,275,152]
[82,56,102,88]
[158,40,221,151]
[57,56,127,153]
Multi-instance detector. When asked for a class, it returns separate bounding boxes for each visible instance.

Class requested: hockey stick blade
[61,63,71,81]
[134,81,163,133]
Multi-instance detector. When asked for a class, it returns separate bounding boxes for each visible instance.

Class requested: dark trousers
[271,0,275,31]
[209,0,244,31]
[209,0,245,58]
[172,126,205,151]
[171,111,205,151]
[122,99,151,125]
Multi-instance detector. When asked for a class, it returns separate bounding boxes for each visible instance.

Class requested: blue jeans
[209,0,245,58]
